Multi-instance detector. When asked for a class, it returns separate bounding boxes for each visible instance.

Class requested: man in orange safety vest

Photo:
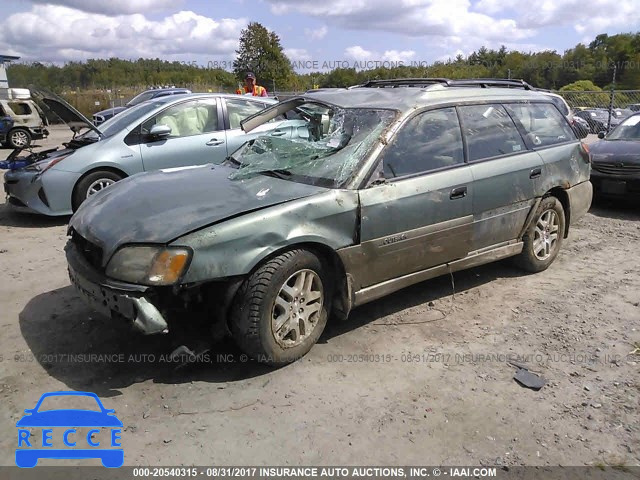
[236,72,268,97]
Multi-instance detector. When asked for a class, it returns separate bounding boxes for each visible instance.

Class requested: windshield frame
[228,103,399,189]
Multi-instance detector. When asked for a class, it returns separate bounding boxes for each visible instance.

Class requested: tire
[8,128,31,149]
[515,196,565,273]
[72,170,123,211]
[230,249,331,366]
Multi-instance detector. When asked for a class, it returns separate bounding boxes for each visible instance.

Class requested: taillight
[579,142,590,163]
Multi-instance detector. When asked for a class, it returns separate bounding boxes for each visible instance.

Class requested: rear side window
[382,107,464,178]
[8,102,32,115]
[548,96,570,116]
[458,104,526,161]
[506,103,576,148]
[226,99,268,129]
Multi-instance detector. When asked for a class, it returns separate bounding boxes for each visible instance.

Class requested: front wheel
[72,170,123,211]
[230,249,330,366]
[8,128,31,149]
[515,196,565,273]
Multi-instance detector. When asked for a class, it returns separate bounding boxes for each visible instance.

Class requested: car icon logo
[15,391,123,468]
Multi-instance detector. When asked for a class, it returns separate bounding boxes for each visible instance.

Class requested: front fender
[175,189,359,283]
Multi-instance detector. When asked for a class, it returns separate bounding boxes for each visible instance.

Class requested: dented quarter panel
[537,141,592,223]
[538,142,590,191]
[174,189,359,282]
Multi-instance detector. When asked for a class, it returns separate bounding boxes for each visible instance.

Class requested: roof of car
[150,92,277,105]
[302,85,559,111]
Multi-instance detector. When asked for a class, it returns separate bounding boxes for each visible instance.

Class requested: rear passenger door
[355,107,474,288]
[458,104,542,251]
[139,98,224,170]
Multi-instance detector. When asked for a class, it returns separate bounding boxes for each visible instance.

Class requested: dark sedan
[575,109,622,134]
[590,113,640,199]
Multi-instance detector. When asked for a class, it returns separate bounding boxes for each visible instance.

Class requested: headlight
[106,246,191,285]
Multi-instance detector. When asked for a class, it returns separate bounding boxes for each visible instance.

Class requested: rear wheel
[230,249,330,366]
[8,128,31,149]
[72,170,123,211]
[515,196,565,273]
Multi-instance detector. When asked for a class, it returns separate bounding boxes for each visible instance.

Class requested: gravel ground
[0,127,638,469]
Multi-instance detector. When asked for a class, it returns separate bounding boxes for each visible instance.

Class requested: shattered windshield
[228,103,396,187]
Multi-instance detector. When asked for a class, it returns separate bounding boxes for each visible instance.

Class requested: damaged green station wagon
[65,79,593,365]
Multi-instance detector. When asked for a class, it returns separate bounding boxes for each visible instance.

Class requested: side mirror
[597,131,606,139]
[148,124,171,139]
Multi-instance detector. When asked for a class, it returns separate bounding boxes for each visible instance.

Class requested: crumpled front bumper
[65,241,169,334]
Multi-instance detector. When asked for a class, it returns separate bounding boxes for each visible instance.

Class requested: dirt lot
[0,127,638,468]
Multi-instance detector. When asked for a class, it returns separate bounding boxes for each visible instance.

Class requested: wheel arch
[221,240,350,330]
[544,186,570,238]
[72,165,129,203]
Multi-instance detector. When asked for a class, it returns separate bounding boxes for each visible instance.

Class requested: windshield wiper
[257,168,292,180]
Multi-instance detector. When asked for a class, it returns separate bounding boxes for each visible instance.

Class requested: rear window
[506,103,576,148]
[8,102,32,115]
[458,104,526,161]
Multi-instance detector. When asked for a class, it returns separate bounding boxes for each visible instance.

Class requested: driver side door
[351,107,474,289]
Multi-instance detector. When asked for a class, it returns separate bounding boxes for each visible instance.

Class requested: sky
[0,0,638,72]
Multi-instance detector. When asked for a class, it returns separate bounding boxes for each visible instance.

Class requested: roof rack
[352,78,451,88]
[353,78,534,90]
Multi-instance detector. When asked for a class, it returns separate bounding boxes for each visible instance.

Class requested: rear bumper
[566,180,593,224]
[65,241,169,334]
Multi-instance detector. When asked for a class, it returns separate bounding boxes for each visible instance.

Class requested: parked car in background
[538,92,588,139]
[0,97,49,148]
[614,108,634,120]
[627,103,640,112]
[574,109,623,134]
[92,87,192,126]
[4,92,305,215]
[0,113,15,147]
[64,79,592,365]
[590,112,640,199]
[571,115,590,138]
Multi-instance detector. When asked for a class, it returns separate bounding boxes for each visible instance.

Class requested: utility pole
[606,62,617,133]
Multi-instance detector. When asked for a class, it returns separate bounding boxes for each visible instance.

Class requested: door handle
[270,130,287,137]
[450,186,467,200]
[529,167,542,179]
[206,138,224,146]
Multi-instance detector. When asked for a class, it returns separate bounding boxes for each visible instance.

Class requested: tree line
[7,28,640,94]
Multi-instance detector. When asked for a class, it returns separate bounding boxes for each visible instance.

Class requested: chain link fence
[51,84,640,134]
[554,90,640,133]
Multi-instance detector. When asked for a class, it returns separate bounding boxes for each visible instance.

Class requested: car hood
[69,164,328,261]
[590,140,640,164]
[16,410,123,427]
[30,88,101,136]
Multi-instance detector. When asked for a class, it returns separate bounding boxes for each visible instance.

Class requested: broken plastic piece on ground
[514,367,547,390]
[169,345,196,363]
